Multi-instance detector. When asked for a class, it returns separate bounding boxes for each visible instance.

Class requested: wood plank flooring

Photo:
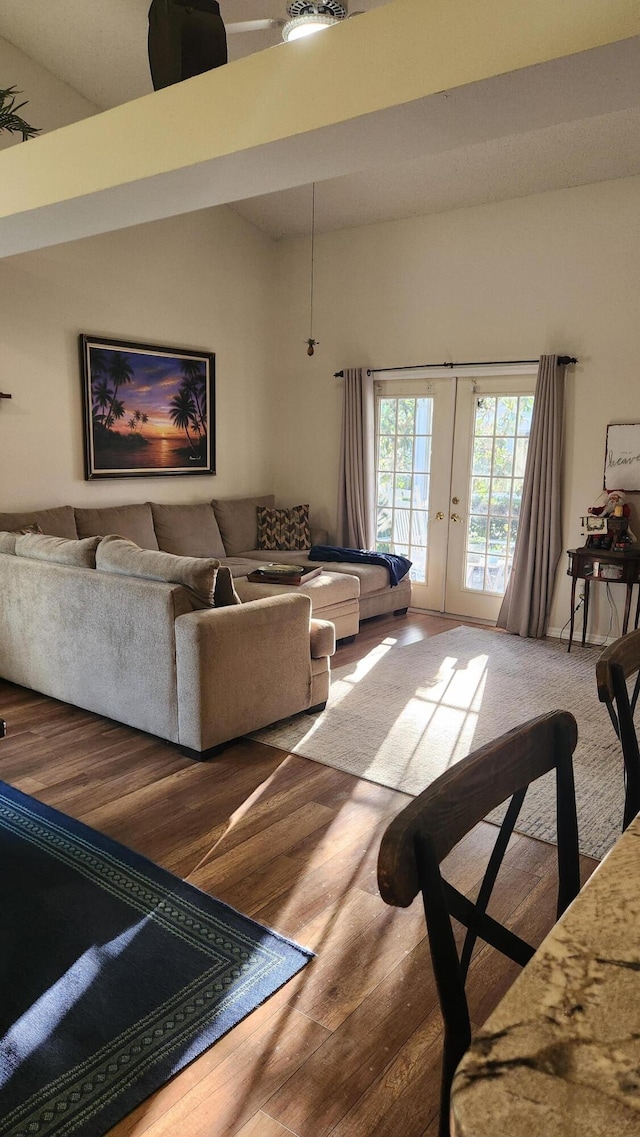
[0,612,598,1137]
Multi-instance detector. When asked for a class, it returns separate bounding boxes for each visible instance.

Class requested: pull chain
[307,182,319,356]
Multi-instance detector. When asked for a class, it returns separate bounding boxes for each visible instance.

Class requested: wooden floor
[0,612,597,1137]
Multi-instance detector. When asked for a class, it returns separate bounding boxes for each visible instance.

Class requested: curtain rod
[333,356,578,378]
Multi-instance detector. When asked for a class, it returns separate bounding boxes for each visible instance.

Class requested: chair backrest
[596,629,640,830]
[377,709,580,1137]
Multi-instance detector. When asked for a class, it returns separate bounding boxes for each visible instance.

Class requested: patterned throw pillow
[256,505,311,551]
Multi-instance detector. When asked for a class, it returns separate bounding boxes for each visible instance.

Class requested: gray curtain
[336,367,375,548]
[496,354,567,638]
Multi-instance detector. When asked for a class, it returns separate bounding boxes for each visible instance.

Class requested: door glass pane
[472,437,493,475]
[376,508,392,542]
[412,474,429,508]
[517,397,534,436]
[379,399,397,434]
[468,515,488,553]
[411,511,428,544]
[375,395,433,583]
[492,437,514,477]
[416,400,433,435]
[464,393,534,597]
[378,435,395,470]
[393,509,411,544]
[471,477,490,514]
[394,474,412,508]
[396,436,414,472]
[414,436,431,474]
[475,398,496,436]
[377,471,393,505]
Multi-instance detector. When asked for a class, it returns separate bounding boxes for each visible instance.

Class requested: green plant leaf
[0,86,40,141]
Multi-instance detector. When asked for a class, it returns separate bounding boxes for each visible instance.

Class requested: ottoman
[234,570,360,641]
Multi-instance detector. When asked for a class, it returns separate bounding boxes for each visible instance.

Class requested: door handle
[435,511,445,520]
[450,513,463,522]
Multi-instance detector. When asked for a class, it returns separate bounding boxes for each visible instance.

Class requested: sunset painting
[80,335,215,479]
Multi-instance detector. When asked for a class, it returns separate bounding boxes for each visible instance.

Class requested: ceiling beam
[0,0,638,256]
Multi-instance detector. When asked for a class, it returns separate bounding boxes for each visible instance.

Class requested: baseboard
[408,607,497,627]
[546,624,614,649]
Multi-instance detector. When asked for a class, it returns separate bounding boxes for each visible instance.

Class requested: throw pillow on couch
[96,535,240,609]
[15,532,101,568]
[257,504,311,552]
[0,522,43,555]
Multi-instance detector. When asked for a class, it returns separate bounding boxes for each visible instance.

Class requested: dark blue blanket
[310,545,412,587]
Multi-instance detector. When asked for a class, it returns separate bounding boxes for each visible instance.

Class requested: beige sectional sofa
[0,496,412,759]
[0,524,335,758]
[0,497,412,641]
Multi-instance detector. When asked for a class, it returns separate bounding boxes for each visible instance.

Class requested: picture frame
[604,423,640,493]
[79,334,215,480]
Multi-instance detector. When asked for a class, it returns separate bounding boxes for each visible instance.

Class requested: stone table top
[451,814,640,1137]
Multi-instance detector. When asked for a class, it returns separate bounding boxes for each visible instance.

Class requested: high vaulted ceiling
[1,1,639,246]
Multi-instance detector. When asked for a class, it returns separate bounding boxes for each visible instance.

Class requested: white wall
[272,174,640,641]
[0,206,277,508]
[2,170,639,642]
[0,36,97,150]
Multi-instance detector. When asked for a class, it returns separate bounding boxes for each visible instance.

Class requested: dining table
[450,813,640,1136]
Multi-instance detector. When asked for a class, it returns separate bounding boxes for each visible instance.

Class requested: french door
[374,371,536,621]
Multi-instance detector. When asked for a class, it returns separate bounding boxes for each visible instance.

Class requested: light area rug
[252,625,625,860]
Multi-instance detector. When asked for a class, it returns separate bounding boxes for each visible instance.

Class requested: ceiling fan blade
[225,19,282,34]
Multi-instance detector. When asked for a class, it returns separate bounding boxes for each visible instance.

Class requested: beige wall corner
[0,35,98,152]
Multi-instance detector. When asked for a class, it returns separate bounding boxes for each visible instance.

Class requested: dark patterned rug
[0,781,312,1137]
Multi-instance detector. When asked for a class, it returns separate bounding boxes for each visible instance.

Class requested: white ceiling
[1,2,640,241]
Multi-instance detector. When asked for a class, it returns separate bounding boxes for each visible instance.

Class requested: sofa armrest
[310,618,336,659]
[174,592,315,752]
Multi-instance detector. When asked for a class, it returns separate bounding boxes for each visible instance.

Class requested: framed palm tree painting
[80,335,215,479]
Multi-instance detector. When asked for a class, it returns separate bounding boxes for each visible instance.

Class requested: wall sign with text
[604,423,640,493]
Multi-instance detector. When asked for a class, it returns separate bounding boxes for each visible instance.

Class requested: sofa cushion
[0,506,77,539]
[75,504,159,550]
[235,568,359,610]
[250,549,391,595]
[0,523,43,555]
[150,502,226,559]
[96,534,219,608]
[211,495,275,556]
[15,532,101,568]
[257,504,311,551]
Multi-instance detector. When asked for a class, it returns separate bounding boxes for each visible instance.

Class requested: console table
[565,547,640,652]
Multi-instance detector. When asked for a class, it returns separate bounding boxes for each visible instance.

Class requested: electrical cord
[561,583,619,650]
[558,596,584,647]
[584,582,618,649]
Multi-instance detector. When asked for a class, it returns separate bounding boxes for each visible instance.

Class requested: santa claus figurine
[588,489,636,545]
[588,489,631,518]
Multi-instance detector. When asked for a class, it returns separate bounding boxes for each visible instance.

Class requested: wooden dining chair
[596,628,640,831]
[377,710,581,1137]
